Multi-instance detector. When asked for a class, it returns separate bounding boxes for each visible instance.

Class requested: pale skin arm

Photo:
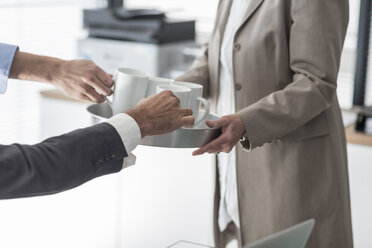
[8,51,195,137]
[9,51,113,103]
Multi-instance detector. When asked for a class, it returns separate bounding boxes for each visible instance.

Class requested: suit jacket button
[111,153,116,159]
[233,43,241,51]
[235,83,242,91]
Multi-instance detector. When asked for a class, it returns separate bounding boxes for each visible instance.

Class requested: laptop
[244,219,315,248]
[168,219,314,248]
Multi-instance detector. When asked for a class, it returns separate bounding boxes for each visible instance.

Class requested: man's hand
[125,91,195,138]
[9,52,113,103]
[53,60,113,103]
[192,114,246,156]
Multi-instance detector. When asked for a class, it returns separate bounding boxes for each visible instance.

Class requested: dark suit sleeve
[0,122,128,199]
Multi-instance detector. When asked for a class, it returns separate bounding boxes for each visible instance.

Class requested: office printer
[79,1,197,77]
[83,8,195,44]
[355,106,372,134]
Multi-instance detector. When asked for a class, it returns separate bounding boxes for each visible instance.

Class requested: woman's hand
[53,60,113,103]
[192,114,246,156]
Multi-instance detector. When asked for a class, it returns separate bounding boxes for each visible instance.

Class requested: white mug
[146,76,173,97]
[172,81,210,126]
[156,85,191,108]
[106,68,149,115]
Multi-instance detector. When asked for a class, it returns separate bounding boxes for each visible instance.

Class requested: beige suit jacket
[176,0,353,247]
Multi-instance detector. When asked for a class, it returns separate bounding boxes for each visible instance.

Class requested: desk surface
[345,124,372,147]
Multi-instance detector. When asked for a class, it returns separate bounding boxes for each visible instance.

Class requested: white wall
[0,1,371,248]
[348,144,372,248]
[0,2,217,247]
[0,82,216,248]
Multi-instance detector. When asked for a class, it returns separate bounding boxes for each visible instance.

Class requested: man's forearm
[8,51,114,103]
[9,51,63,83]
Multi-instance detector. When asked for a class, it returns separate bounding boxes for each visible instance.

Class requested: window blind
[365,17,372,106]
[0,0,98,144]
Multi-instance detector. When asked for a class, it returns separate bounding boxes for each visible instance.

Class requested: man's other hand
[125,91,195,138]
[54,60,113,103]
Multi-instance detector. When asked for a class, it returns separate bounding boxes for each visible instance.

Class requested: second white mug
[146,76,173,97]
[172,81,210,126]
[156,85,191,108]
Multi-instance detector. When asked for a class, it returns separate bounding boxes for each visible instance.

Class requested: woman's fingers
[193,135,228,156]
[193,118,232,155]
[207,148,222,154]
[207,142,234,154]
[206,117,230,128]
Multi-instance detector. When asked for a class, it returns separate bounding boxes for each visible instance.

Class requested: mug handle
[194,96,210,126]
[105,76,116,107]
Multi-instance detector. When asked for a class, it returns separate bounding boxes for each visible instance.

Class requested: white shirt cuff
[105,113,141,168]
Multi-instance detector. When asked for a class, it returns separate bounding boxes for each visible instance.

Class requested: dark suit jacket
[0,123,127,199]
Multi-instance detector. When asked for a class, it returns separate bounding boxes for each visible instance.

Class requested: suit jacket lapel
[218,0,264,37]
[237,0,264,32]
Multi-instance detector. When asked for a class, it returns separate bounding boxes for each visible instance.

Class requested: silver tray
[87,103,221,148]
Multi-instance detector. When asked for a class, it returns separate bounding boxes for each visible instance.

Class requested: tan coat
[176,0,353,247]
